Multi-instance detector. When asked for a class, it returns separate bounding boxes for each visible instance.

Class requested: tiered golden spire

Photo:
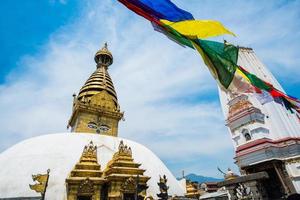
[68,43,123,136]
[77,43,118,104]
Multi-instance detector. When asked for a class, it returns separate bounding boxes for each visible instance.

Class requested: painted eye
[87,122,97,129]
[98,125,110,132]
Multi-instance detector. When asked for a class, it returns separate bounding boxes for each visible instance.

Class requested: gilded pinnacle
[94,42,113,67]
[68,42,123,136]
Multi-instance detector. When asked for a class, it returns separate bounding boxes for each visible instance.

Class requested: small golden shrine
[104,140,150,200]
[66,141,106,200]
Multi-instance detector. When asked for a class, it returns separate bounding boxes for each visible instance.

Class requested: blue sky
[0,0,299,178]
[0,0,82,83]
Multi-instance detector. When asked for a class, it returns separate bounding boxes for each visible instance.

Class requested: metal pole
[42,169,50,200]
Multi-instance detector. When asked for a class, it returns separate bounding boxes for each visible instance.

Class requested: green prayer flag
[238,66,272,91]
[196,40,238,88]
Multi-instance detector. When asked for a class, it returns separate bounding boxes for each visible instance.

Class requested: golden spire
[77,43,117,103]
[68,43,123,136]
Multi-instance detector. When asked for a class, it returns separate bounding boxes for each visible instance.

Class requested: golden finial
[94,42,113,68]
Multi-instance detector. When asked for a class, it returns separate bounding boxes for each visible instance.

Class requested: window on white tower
[242,129,252,141]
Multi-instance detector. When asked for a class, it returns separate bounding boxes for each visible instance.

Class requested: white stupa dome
[0,133,185,199]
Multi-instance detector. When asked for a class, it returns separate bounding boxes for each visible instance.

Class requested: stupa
[0,44,186,199]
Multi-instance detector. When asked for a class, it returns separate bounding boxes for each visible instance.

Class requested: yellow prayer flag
[161,19,236,39]
[236,68,251,83]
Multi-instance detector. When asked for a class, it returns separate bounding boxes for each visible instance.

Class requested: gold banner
[29,183,46,193]
[29,169,50,195]
[32,174,48,183]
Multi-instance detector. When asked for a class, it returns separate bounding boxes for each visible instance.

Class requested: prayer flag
[118,0,235,45]
[254,90,274,105]
[193,39,238,88]
[137,0,194,21]
[161,19,235,39]
[117,0,300,114]
[194,40,300,113]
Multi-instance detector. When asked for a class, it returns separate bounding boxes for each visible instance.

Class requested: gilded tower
[68,43,123,136]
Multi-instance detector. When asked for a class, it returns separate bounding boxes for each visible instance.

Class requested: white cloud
[1,0,299,177]
[199,0,300,81]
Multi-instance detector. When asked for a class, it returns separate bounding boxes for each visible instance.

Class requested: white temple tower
[218,47,300,198]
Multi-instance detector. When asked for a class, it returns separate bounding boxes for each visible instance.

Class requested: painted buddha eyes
[98,125,110,132]
[87,122,97,129]
[87,122,110,133]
